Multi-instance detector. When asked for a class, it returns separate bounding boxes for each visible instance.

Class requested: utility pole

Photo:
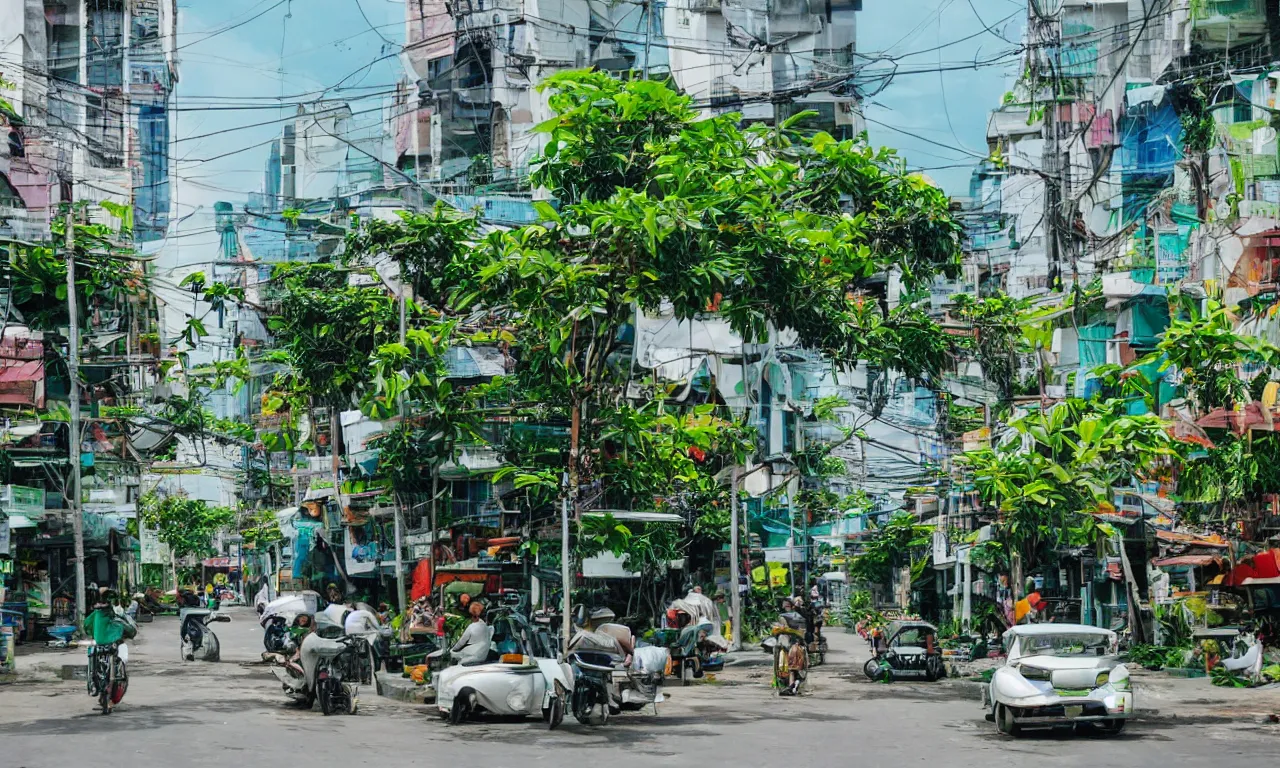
[729,466,741,651]
[65,209,86,621]
[561,493,571,652]
[1033,0,1064,294]
[642,0,652,79]
[394,280,409,613]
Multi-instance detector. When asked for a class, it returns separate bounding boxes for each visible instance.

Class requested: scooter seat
[571,650,622,670]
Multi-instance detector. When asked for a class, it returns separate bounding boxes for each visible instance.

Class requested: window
[0,174,24,208]
[46,2,81,83]
[86,0,125,88]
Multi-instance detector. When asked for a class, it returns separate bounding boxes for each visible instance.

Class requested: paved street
[3,608,1278,768]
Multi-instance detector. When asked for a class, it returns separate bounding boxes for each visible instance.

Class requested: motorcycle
[658,601,727,685]
[87,641,129,715]
[260,591,321,655]
[434,605,573,727]
[768,612,808,696]
[564,615,668,726]
[270,612,376,714]
[180,608,231,662]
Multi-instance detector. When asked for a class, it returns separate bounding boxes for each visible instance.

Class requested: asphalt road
[2,607,1277,768]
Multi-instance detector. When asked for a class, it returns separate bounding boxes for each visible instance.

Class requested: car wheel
[996,704,1022,737]
[449,689,475,725]
[1094,719,1125,737]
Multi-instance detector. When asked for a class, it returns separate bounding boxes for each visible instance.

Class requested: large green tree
[455,72,962,502]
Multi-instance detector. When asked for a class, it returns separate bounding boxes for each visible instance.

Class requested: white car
[983,624,1133,737]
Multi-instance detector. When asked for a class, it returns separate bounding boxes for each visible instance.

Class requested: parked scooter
[180,607,231,662]
[661,600,727,685]
[260,591,321,655]
[564,608,668,726]
[270,611,379,714]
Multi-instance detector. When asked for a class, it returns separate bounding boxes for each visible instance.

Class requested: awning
[582,510,683,524]
[1155,530,1230,548]
[1196,402,1275,434]
[1221,549,1280,586]
[0,359,44,406]
[5,514,38,529]
[1152,555,1222,568]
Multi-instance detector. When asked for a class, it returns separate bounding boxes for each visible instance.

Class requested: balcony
[1192,0,1267,50]
[449,497,503,528]
[812,48,856,78]
[452,85,493,121]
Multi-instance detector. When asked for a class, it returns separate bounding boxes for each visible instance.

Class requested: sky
[164,0,405,266]
[858,0,1026,194]
[164,0,1026,264]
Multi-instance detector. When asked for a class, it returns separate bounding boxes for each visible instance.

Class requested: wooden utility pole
[65,210,86,620]
[729,466,741,650]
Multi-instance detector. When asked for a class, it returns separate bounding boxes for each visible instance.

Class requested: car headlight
[1095,671,1110,687]
[1108,665,1130,691]
[1019,664,1051,681]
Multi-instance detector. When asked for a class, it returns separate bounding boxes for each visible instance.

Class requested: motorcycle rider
[795,596,817,646]
[84,590,133,644]
[83,589,136,704]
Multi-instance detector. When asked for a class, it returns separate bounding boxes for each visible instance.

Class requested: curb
[375,672,433,704]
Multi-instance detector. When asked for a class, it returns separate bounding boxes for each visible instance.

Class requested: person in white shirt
[450,601,493,666]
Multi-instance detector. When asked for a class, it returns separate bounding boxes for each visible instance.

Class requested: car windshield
[1018,632,1112,657]
[892,628,933,646]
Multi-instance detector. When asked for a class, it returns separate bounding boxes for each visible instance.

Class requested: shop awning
[1221,549,1280,586]
[1152,555,1222,568]
[0,359,44,407]
[1155,530,1230,548]
[582,510,683,524]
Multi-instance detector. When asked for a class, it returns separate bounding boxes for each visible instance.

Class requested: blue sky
[167,0,1024,257]
[859,0,1026,194]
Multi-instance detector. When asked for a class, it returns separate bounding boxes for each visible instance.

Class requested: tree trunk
[1011,551,1023,605]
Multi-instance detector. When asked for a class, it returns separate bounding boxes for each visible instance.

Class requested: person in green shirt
[82,591,136,645]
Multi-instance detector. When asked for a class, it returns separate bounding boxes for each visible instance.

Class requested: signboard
[405,531,435,560]
[139,524,170,565]
[0,515,9,557]
[345,527,382,576]
[1156,229,1190,284]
